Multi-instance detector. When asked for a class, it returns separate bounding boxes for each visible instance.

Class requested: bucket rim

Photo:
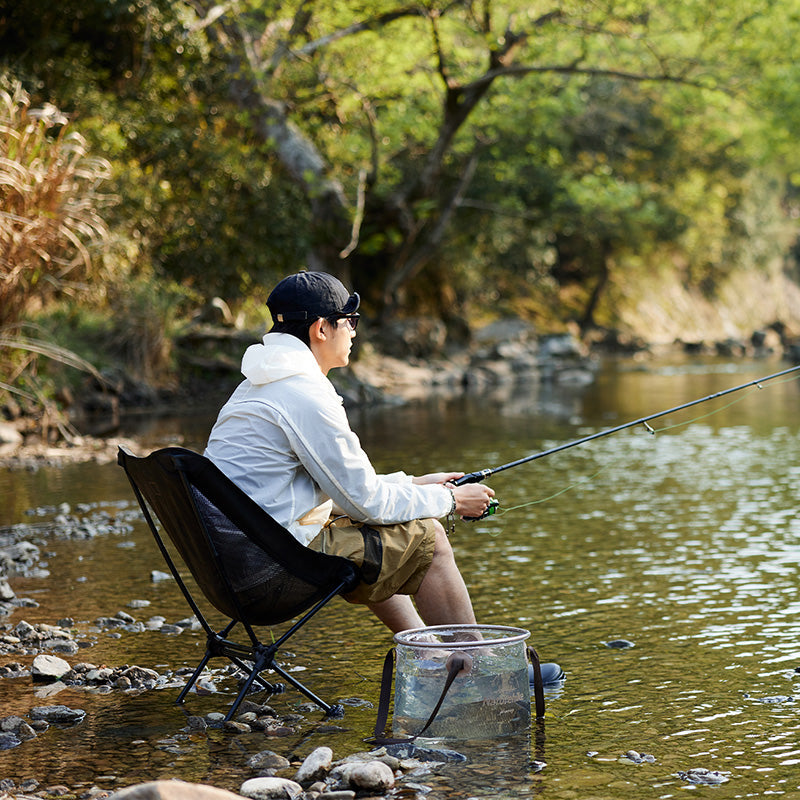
[393,623,531,648]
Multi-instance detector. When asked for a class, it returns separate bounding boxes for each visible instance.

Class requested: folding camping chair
[117,445,360,720]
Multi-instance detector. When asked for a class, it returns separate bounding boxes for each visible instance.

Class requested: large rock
[109,781,247,799]
[346,760,395,793]
[239,777,303,800]
[330,760,395,793]
[29,705,85,725]
[294,746,333,785]
[31,654,71,682]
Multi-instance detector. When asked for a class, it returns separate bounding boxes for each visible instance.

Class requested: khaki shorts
[307,516,438,604]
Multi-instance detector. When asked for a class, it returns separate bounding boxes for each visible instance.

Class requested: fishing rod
[455,363,800,502]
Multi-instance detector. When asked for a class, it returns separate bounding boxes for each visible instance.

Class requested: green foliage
[2,0,800,377]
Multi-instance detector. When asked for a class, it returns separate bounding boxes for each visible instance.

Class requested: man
[205,271,564,684]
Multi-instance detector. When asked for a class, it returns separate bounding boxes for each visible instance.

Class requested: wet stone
[676,767,730,785]
[29,705,86,725]
[0,715,26,731]
[295,746,333,785]
[240,777,303,800]
[0,731,20,750]
[622,750,655,763]
[223,720,251,734]
[32,653,72,681]
[246,750,291,771]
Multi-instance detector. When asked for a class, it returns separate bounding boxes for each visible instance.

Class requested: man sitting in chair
[205,271,563,683]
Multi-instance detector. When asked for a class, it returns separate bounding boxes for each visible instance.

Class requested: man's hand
[449,482,495,519]
[412,472,464,486]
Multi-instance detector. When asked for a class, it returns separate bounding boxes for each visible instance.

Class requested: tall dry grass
[1,81,112,329]
[1,81,113,436]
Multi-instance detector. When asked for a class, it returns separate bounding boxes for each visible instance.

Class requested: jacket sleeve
[278,383,451,524]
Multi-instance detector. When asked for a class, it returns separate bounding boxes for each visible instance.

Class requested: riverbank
[2,305,798,470]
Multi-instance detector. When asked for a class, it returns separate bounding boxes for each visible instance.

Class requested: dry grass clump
[1,81,113,437]
[0,81,112,330]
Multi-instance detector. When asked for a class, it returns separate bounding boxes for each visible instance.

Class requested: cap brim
[342,292,360,314]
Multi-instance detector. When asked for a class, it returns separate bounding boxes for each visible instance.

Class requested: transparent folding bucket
[392,624,531,740]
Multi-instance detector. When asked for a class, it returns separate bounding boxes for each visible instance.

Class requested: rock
[246,751,291,771]
[223,720,251,734]
[108,780,247,799]
[117,666,160,688]
[294,746,333,785]
[0,577,15,601]
[48,638,80,655]
[0,422,22,446]
[622,750,655,763]
[676,768,730,785]
[32,654,72,682]
[604,639,635,649]
[0,732,20,750]
[29,705,86,725]
[345,761,395,793]
[239,777,303,800]
[16,721,36,740]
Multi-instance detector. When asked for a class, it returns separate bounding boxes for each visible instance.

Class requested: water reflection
[0,357,799,797]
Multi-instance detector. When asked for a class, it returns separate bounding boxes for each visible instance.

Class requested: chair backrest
[118,446,359,626]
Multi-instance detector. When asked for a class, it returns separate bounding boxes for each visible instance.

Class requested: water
[1,355,800,797]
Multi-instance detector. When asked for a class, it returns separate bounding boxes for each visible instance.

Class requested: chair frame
[118,445,360,720]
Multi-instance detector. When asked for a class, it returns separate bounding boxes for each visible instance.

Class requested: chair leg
[176,651,214,706]
[268,661,342,717]
[224,649,275,721]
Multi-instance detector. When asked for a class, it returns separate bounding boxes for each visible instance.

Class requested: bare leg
[367,595,424,634]
[366,521,476,634]
[413,522,476,626]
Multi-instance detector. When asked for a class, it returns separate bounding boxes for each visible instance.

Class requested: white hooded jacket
[204,332,452,545]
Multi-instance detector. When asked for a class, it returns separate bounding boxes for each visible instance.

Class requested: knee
[431,520,455,561]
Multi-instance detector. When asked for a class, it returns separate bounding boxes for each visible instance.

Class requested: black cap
[267,271,360,323]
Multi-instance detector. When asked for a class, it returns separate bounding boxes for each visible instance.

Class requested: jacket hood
[241,332,321,386]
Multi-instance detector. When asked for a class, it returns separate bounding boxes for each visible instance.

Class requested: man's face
[311,316,356,374]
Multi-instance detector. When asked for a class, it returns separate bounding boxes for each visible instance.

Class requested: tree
[174,0,798,323]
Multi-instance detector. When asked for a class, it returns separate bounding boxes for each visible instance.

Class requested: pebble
[676,767,730,785]
[246,751,291,771]
[622,750,655,763]
[603,639,635,649]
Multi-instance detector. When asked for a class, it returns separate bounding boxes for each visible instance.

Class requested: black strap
[527,645,545,719]
[369,647,471,745]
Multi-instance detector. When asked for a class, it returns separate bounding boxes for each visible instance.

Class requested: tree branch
[384,147,480,307]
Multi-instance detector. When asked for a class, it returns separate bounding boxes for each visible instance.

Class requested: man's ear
[309,317,327,342]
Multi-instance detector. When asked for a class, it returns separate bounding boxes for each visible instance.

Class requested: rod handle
[452,469,492,486]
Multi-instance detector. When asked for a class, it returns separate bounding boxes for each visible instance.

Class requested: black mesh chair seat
[117,446,360,719]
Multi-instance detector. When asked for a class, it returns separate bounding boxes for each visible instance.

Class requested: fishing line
[467,365,800,522]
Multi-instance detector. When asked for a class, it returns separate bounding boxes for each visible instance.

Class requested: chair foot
[326,703,345,718]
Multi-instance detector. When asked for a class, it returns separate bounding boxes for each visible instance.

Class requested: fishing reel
[463,498,499,522]
[453,470,499,521]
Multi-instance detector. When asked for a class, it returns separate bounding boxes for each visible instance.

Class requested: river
[0,355,799,799]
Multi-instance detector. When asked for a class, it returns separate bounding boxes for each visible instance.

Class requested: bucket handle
[368,644,545,745]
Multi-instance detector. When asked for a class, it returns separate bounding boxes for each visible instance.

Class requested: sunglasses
[330,313,360,331]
